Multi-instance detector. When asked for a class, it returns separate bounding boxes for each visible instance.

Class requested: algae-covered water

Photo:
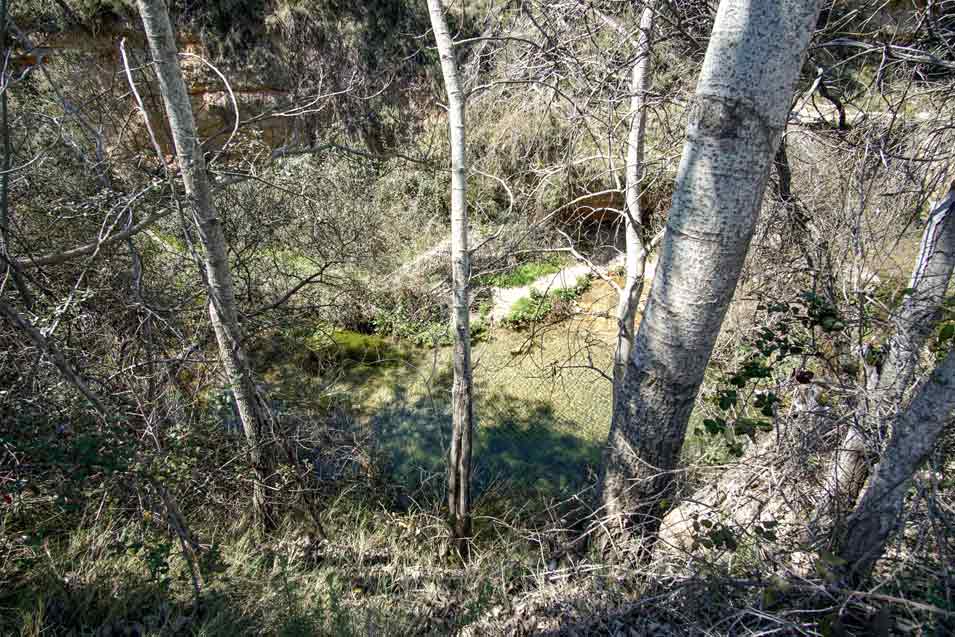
[254,288,620,500]
[247,272,637,500]
[356,315,616,497]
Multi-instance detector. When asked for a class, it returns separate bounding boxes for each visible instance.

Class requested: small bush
[553,275,591,301]
[479,258,563,288]
[502,291,552,327]
[501,276,590,328]
[372,303,450,347]
[369,286,452,347]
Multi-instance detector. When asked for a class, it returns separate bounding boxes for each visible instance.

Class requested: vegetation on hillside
[3,0,955,634]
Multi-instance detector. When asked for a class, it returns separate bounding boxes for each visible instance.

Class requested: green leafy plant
[797,291,845,334]
[128,538,174,591]
[501,276,591,328]
[696,296,812,457]
[690,515,739,551]
[502,291,553,327]
[478,258,563,288]
[371,290,451,347]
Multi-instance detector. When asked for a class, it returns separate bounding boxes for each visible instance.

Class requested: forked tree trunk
[612,4,654,406]
[837,347,955,583]
[427,0,474,558]
[137,0,274,530]
[822,184,955,527]
[599,0,824,544]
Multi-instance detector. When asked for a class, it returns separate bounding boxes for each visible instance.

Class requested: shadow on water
[244,326,604,499]
[369,385,602,499]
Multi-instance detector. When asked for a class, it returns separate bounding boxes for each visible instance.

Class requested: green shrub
[478,258,564,288]
[502,291,551,327]
[501,276,590,328]
[372,302,450,347]
[553,275,592,300]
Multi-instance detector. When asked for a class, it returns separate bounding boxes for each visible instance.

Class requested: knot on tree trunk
[689,94,777,151]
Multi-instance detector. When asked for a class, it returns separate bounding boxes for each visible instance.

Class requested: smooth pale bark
[612,5,654,406]
[838,347,955,583]
[823,183,955,524]
[599,0,824,542]
[137,0,274,529]
[427,0,474,557]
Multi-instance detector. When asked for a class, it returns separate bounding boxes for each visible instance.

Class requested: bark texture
[823,183,955,525]
[137,0,274,529]
[612,4,654,405]
[599,0,824,542]
[0,0,33,309]
[838,347,955,583]
[427,0,474,557]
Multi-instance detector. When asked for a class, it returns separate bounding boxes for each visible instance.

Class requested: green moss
[325,330,391,362]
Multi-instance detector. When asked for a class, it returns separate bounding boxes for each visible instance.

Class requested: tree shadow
[369,384,602,499]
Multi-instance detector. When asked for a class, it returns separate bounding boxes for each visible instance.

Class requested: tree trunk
[598,0,824,544]
[612,4,654,408]
[427,0,474,558]
[0,0,33,309]
[837,347,955,583]
[136,0,274,531]
[822,183,955,527]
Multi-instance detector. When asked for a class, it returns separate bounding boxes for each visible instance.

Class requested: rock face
[14,2,428,163]
[17,24,304,163]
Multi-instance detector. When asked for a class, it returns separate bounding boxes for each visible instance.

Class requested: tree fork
[821,183,955,535]
[598,0,825,549]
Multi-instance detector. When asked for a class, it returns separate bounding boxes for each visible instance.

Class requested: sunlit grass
[476,259,564,288]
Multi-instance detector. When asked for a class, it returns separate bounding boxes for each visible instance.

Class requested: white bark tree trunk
[837,346,955,583]
[612,5,654,407]
[599,0,824,544]
[427,0,474,557]
[136,0,274,530]
[823,183,955,526]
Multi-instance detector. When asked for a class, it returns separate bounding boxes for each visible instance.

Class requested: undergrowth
[4,391,953,636]
[478,258,564,289]
[501,276,592,328]
[0,460,593,636]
